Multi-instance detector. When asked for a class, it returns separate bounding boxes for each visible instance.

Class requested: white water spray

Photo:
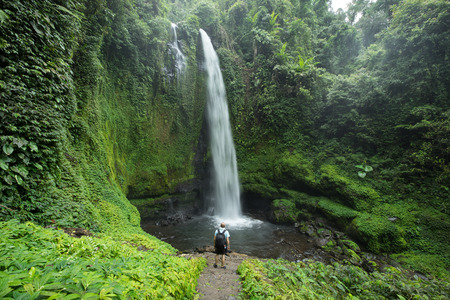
[169,23,186,79]
[200,29,242,221]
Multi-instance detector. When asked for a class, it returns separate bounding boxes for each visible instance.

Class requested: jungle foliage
[237,258,449,299]
[0,220,205,299]
[0,0,449,296]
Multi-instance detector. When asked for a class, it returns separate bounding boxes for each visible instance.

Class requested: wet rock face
[134,192,202,226]
[156,211,195,226]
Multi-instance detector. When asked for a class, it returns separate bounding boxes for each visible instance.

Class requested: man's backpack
[215,229,227,249]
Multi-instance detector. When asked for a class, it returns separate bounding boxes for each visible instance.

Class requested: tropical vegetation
[0,0,448,298]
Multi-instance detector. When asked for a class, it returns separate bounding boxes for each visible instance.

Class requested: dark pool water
[141,215,314,259]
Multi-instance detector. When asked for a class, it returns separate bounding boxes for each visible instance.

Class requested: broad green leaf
[24,283,34,294]
[358,171,366,178]
[364,166,373,172]
[41,291,63,299]
[0,277,12,298]
[99,288,116,299]
[12,165,28,178]
[29,143,38,152]
[82,292,99,298]
[62,294,81,300]
[0,158,8,170]
[33,163,43,171]
[3,144,13,156]
[355,165,364,170]
[4,175,13,185]
[15,175,23,185]
[55,5,82,20]
[0,287,12,298]
[39,282,64,290]
[13,138,28,149]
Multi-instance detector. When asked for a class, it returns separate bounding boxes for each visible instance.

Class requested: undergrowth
[237,259,449,299]
[0,220,206,299]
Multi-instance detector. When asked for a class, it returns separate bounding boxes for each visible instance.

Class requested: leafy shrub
[0,0,82,223]
[0,220,206,299]
[238,258,449,299]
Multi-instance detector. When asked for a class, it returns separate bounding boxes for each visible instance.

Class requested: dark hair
[220,222,225,228]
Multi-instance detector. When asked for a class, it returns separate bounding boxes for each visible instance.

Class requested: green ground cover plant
[0,220,206,299]
[237,259,449,299]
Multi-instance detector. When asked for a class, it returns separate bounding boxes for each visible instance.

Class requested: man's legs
[214,253,226,268]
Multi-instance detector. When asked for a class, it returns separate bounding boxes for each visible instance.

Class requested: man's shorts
[215,246,226,255]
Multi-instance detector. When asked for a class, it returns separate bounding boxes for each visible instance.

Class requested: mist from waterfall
[200,29,242,221]
[169,23,186,79]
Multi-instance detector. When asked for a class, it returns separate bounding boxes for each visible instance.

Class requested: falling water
[169,23,186,79]
[200,29,242,221]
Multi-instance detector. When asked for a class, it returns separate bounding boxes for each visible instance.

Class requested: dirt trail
[182,251,256,300]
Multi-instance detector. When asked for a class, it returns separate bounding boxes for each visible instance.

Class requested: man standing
[214,222,230,269]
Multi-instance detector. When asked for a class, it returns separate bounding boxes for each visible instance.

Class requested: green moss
[129,197,163,207]
[319,164,380,211]
[240,152,282,200]
[317,198,359,224]
[322,239,336,251]
[127,169,169,198]
[341,239,361,253]
[343,248,362,265]
[281,189,319,208]
[350,213,408,253]
[241,167,281,199]
[392,251,449,279]
[281,189,359,227]
[270,199,299,224]
[274,151,317,189]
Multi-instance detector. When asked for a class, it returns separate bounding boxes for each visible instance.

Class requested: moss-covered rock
[317,198,360,227]
[344,248,363,265]
[273,151,317,191]
[268,199,300,224]
[349,213,408,253]
[342,239,361,253]
[319,164,381,211]
[127,169,169,199]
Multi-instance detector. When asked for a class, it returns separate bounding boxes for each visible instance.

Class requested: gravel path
[182,251,256,300]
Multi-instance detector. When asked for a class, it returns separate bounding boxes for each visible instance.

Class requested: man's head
[220,222,226,228]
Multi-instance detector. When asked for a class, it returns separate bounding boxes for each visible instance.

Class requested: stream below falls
[141,215,315,259]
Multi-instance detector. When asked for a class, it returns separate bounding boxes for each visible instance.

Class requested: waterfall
[200,29,242,220]
[169,23,186,79]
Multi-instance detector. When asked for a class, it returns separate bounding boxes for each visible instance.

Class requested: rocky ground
[181,249,257,300]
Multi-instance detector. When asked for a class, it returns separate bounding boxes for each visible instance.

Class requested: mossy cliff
[1,0,208,232]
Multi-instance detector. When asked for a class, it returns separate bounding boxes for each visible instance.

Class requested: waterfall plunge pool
[141,215,314,259]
